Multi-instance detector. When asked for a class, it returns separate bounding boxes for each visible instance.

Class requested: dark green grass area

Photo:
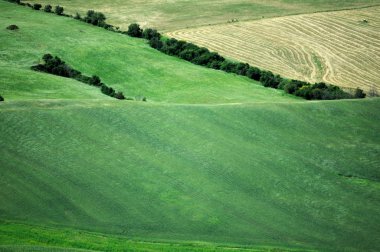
[0,1,297,104]
[1,99,380,251]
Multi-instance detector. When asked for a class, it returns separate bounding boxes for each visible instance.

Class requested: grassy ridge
[1,98,380,251]
[0,1,297,104]
[23,0,379,31]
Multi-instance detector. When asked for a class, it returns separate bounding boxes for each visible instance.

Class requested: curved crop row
[167,7,380,92]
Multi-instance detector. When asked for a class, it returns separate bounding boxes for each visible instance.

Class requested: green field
[1,98,380,251]
[0,1,297,104]
[23,0,380,31]
[1,1,380,252]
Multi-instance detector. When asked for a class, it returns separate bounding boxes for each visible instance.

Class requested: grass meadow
[1,98,380,251]
[0,1,380,251]
[0,1,297,104]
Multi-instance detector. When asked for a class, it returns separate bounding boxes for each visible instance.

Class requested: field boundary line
[166,4,380,32]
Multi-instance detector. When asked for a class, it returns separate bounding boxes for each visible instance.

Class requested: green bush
[260,71,282,88]
[33,3,42,10]
[246,67,262,81]
[220,61,238,73]
[149,37,163,50]
[44,4,52,12]
[235,63,250,76]
[84,10,106,26]
[143,28,161,40]
[127,23,143,37]
[54,5,64,15]
[101,84,115,97]
[32,54,125,100]
[6,24,19,30]
[74,12,82,20]
[89,75,101,86]
[283,80,305,94]
[114,92,125,100]
[354,88,366,98]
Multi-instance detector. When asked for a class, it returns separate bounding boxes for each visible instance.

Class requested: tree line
[8,0,366,100]
[31,54,125,99]
[127,24,365,100]
[7,0,65,15]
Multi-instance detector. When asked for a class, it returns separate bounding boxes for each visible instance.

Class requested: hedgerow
[31,54,125,100]
[7,0,366,100]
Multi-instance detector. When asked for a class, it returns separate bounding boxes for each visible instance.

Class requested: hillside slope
[1,99,380,251]
[1,2,380,252]
[0,1,297,104]
[168,6,380,92]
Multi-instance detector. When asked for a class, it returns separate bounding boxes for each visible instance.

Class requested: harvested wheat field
[24,0,378,31]
[168,7,380,92]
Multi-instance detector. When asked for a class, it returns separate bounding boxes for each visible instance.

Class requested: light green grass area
[1,98,380,251]
[0,67,110,100]
[0,1,298,104]
[23,0,380,31]
[1,2,380,252]
[0,222,310,252]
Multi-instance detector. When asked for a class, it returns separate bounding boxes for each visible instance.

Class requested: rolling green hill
[1,98,380,251]
[1,1,380,252]
[0,1,297,104]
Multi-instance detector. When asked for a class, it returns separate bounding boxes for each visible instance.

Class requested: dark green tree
[284,80,304,94]
[6,24,19,30]
[354,88,366,98]
[149,37,163,50]
[42,53,53,62]
[54,5,64,15]
[74,12,81,20]
[143,28,161,40]
[101,85,115,97]
[127,23,143,37]
[246,67,261,81]
[89,75,101,86]
[259,71,282,88]
[114,92,125,100]
[235,63,250,76]
[84,10,106,26]
[44,4,52,12]
[33,3,42,10]
[220,61,238,73]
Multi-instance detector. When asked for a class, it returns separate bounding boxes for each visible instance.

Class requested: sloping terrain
[1,2,380,252]
[24,0,379,31]
[168,6,380,92]
[1,98,380,251]
[0,1,296,104]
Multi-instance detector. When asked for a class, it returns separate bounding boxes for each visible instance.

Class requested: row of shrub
[7,0,65,15]
[126,24,366,99]
[9,0,366,100]
[31,54,125,99]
